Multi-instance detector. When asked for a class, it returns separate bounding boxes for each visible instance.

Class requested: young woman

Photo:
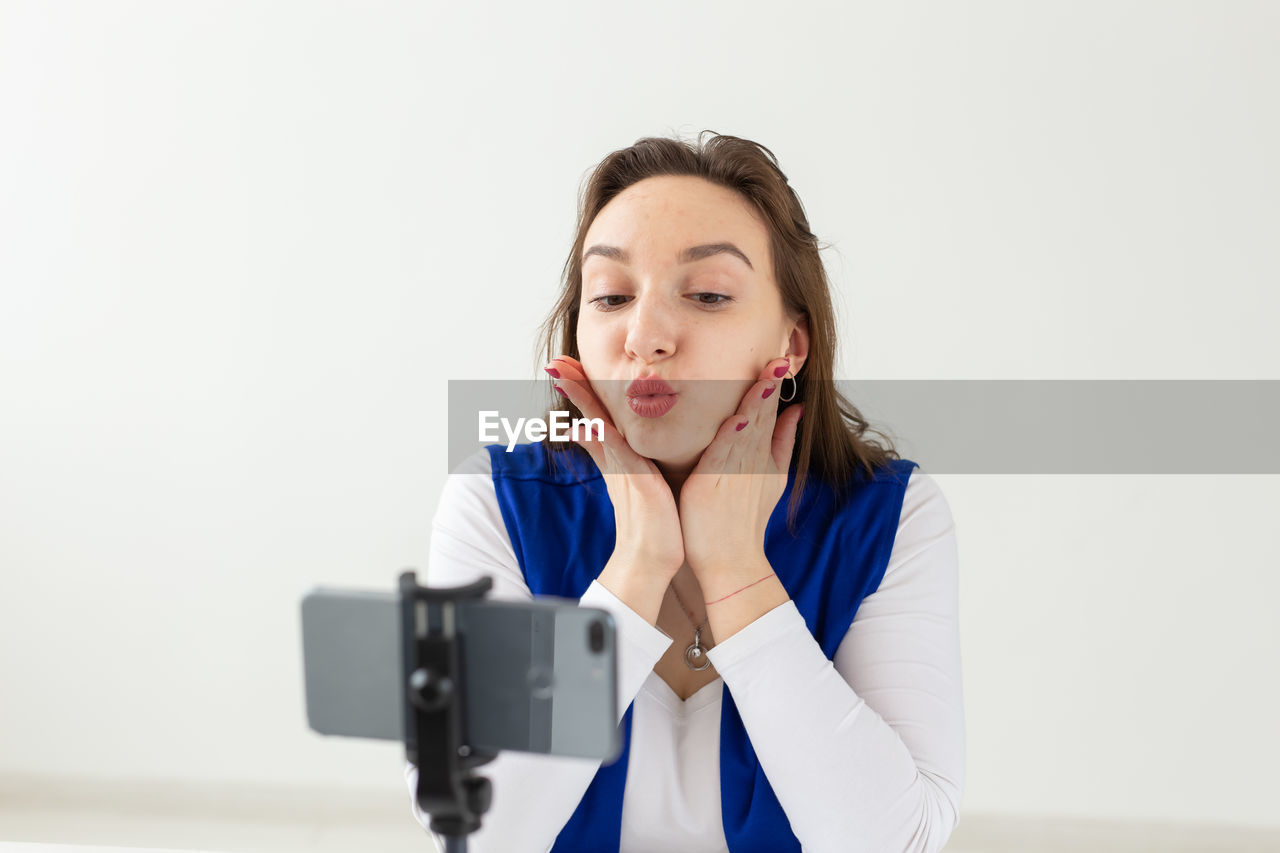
[406,132,965,853]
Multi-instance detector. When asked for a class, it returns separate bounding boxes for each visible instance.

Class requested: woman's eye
[589,295,631,311]
[692,292,732,307]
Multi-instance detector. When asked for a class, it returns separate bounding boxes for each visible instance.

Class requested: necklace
[669,582,712,671]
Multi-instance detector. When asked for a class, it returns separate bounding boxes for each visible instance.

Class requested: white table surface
[0,845,227,853]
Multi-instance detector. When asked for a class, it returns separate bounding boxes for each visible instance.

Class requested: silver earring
[779,372,797,402]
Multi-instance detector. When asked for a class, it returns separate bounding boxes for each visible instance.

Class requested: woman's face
[576,174,809,470]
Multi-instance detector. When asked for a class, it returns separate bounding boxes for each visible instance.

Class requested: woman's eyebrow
[581,242,754,271]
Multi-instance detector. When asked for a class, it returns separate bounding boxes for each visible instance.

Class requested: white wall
[1,0,1277,835]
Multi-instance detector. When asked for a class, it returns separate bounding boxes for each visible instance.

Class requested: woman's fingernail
[773,363,789,378]
[762,385,775,399]
[554,385,568,398]
[544,367,561,378]
[735,419,748,431]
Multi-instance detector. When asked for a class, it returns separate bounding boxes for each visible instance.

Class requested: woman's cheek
[713,379,754,420]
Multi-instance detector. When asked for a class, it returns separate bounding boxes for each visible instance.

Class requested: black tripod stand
[399,570,497,853]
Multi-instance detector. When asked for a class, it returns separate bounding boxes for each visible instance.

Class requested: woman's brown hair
[535,130,901,533]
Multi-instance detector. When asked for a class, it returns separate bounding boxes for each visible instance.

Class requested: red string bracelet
[705,573,773,606]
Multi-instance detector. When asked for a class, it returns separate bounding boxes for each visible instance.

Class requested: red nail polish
[735,419,748,431]
[773,364,788,378]
[762,385,775,399]
[554,385,568,397]
[545,367,561,378]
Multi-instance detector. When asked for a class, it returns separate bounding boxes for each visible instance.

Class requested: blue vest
[485,441,918,852]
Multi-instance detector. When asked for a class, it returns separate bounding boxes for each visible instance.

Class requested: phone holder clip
[399,569,498,844]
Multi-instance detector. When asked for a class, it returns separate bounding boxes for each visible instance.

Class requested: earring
[779,372,797,402]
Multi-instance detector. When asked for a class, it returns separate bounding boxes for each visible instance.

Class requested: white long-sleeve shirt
[405,448,965,853]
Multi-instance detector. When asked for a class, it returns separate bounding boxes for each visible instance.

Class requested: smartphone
[300,581,620,762]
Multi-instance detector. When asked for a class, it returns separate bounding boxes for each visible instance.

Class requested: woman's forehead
[585,177,769,267]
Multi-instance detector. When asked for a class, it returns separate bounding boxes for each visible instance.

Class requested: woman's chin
[622,425,711,468]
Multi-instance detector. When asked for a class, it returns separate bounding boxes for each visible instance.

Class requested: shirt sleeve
[404,447,673,853]
[703,468,965,853]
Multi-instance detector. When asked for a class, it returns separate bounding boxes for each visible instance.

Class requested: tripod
[400,570,497,853]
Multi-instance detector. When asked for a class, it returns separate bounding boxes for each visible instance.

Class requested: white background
[1,0,1277,838]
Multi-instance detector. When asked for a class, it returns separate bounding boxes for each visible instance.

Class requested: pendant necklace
[669,582,712,671]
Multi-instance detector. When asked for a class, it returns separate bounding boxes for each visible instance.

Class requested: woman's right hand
[546,356,684,620]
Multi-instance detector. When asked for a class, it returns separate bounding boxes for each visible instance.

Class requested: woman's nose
[623,294,677,361]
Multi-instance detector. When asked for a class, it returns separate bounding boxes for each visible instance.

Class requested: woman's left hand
[678,356,804,597]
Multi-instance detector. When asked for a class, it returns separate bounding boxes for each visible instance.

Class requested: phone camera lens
[588,620,606,653]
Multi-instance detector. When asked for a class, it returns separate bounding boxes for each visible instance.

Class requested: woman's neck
[654,458,695,501]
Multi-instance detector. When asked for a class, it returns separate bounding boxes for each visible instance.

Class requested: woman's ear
[784,314,810,375]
